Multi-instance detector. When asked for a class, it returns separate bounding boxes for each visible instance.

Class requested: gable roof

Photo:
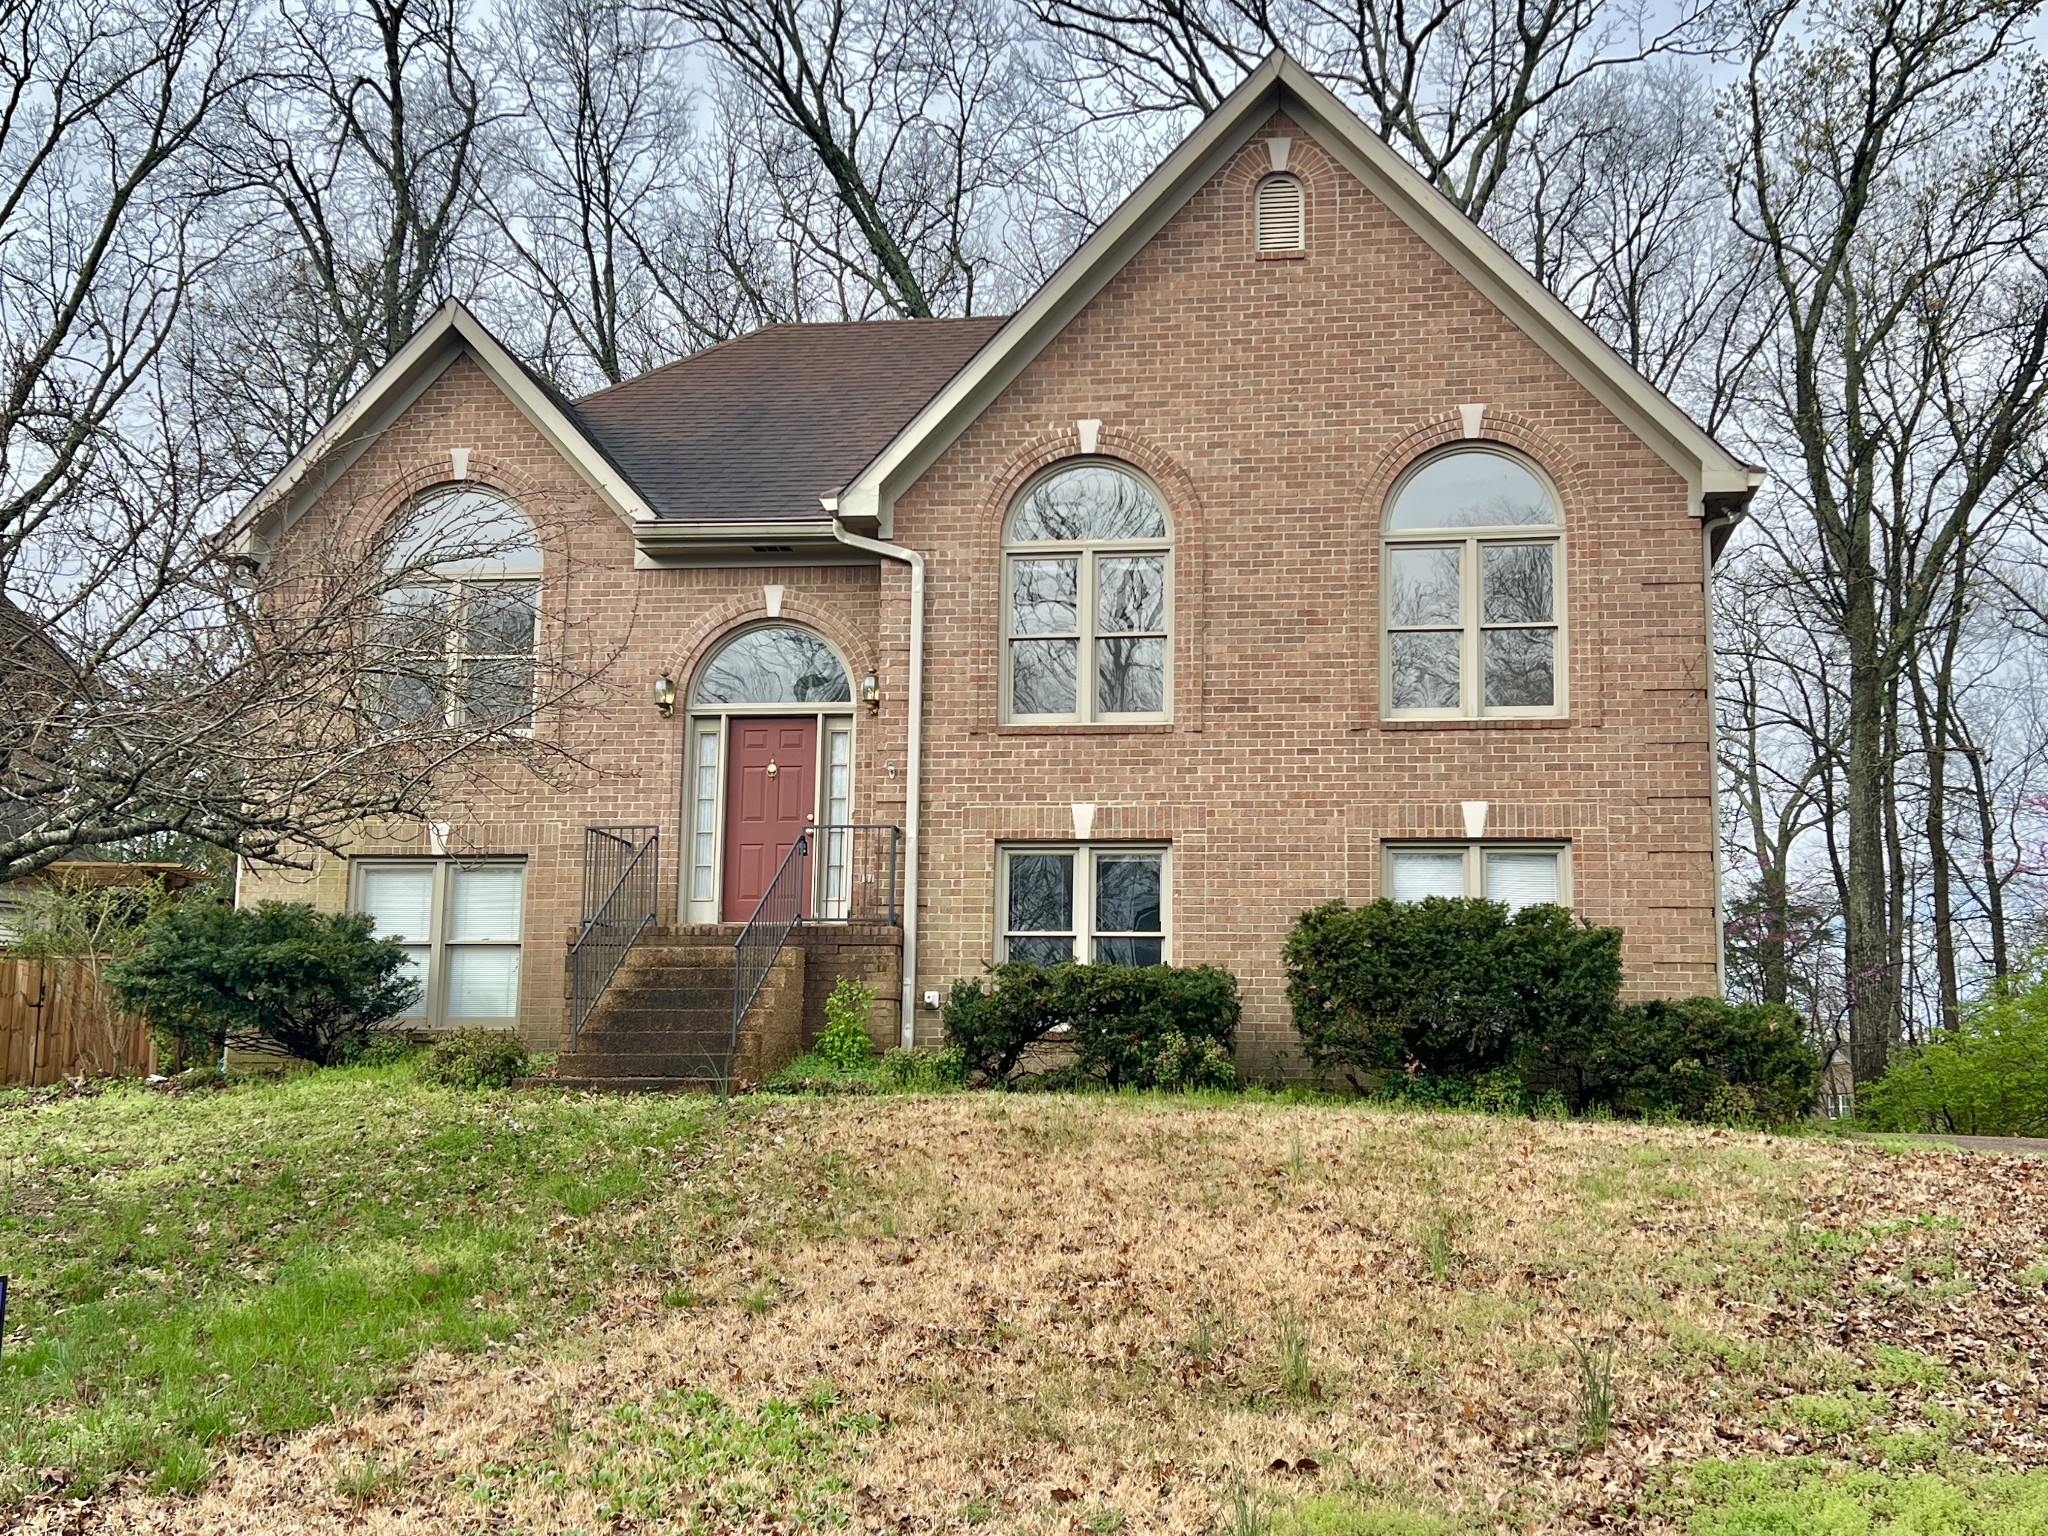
[231,301,661,558]
[835,51,1763,532]
[574,318,1005,522]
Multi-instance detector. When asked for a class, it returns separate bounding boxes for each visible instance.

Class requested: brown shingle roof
[572,317,1007,522]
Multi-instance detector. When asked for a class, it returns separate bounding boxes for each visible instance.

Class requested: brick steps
[557,934,805,1089]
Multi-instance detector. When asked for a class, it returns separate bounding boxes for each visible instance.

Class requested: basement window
[1255,173,1305,253]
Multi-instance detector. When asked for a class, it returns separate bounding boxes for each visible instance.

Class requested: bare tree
[653,0,1050,318]
[1031,0,1721,222]
[1729,0,2048,1084]
[0,0,254,549]
[486,0,692,387]
[0,392,625,882]
[225,0,500,452]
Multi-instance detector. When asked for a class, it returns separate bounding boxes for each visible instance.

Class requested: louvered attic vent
[1256,173,1304,252]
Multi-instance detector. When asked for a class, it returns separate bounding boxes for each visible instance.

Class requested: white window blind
[450,864,523,941]
[1390,850,1465,902]
[359,866,432,940]
[351,859,524,1025]
[1256,174,1304,251]
[359,865,433,1016]
[446,947,520,1018]
[1484,851,1560,911]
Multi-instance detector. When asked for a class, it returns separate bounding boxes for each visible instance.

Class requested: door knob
[765,758,778,778]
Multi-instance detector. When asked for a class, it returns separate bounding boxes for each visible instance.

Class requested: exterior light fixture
[862,671,881,713]
[653,672,677,717]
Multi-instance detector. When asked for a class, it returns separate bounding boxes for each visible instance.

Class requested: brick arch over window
[357,455,577,581]
[1220,118,1337,259]
[972,425,1207,732]
[1352,411,1604,727]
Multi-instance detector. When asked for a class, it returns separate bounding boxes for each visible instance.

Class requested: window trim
[996,842,1172,964]
[349,856,528,1029]
[1381,841,1571,910]
[1381,447,1566,721]
[1001,459,1173,726]
[378,485,542,733]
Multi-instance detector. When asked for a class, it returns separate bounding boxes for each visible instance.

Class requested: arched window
[376,486,540,730]
[1255,173,1305,252]
[1003,462,1171,723]
[1383,448,1562,717]
[691,625,851,705]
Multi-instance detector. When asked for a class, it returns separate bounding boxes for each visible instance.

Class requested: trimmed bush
[418,1028,529,1089]
[941,962,1240,1090]
[1284,897,1622,1082]
[107,900,420,1066]
[1862,969,2048,1136]
[1530,997,1818,1126]
[814,975,879,1070]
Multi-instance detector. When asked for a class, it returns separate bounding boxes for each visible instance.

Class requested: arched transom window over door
[1382,448,1564,718]
[1003,461,1172,723]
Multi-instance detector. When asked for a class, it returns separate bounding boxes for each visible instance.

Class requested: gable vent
[1255,173,1304,252]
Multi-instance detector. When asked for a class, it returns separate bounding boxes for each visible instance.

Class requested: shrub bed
[1285,897,1820,1126]
[418,1028,530,1089]
[941,962,1239,1090]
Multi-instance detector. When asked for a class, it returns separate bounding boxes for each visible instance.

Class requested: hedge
[941,961,1239,1090]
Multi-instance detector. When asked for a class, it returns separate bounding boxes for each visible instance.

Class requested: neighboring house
[0,858,211,946]
[230,54,1761,1082]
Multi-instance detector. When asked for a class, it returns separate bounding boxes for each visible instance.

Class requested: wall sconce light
[861,671,881,713]
[653,672,676,718]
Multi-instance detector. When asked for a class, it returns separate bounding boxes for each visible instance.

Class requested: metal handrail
[569,825,658,1048]
[732,831,809,1052]
[731,823,902,1058]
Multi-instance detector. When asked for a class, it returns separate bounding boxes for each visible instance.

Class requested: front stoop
[554,931,806,1091]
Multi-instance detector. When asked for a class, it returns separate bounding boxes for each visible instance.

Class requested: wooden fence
[0,958,156,1084]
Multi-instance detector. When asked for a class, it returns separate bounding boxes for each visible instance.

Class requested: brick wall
[883,111,1721,1072]
[254,108,1723,1073]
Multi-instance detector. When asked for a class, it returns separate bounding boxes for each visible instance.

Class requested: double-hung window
[375,486,541,730]
[1003,463,1171,723]
[999,844,1168,964]
[1384,842,1567,912]
[353,858,527,1026]
[1384,448,1563,718]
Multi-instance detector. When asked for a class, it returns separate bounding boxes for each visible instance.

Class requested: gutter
[829,518,924,1050]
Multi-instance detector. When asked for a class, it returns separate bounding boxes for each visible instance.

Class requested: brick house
[231,54,1761,1082]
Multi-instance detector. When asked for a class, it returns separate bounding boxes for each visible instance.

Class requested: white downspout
[830,519,924,1049]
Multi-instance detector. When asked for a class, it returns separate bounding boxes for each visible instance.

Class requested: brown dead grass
[28,1096,2048,1534]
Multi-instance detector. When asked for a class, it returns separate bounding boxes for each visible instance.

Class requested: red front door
[723,717,818,921]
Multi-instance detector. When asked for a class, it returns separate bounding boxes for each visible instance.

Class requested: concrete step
[559,1054,735,1079]
[551,1074,728,1093]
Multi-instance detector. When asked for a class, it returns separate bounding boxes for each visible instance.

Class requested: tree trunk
[1843,581,1896,1086]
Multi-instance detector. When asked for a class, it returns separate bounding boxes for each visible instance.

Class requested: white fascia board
[840,51,1760,532]
[228,300,658,562]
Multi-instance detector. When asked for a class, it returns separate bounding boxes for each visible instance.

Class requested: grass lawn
[0,1066,736,1507]
[6,1075,2048,1533]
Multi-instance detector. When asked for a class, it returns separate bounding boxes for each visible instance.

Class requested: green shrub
[1528,997,1818,1126]
[941,962,1240,1089]
[1284,897,1622,1082]
[879,1046,969,1092]
[1862,968,2048,1136]
[106,901,420,1066]
[815,975,879,1070]
[417,1028,529,1089]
